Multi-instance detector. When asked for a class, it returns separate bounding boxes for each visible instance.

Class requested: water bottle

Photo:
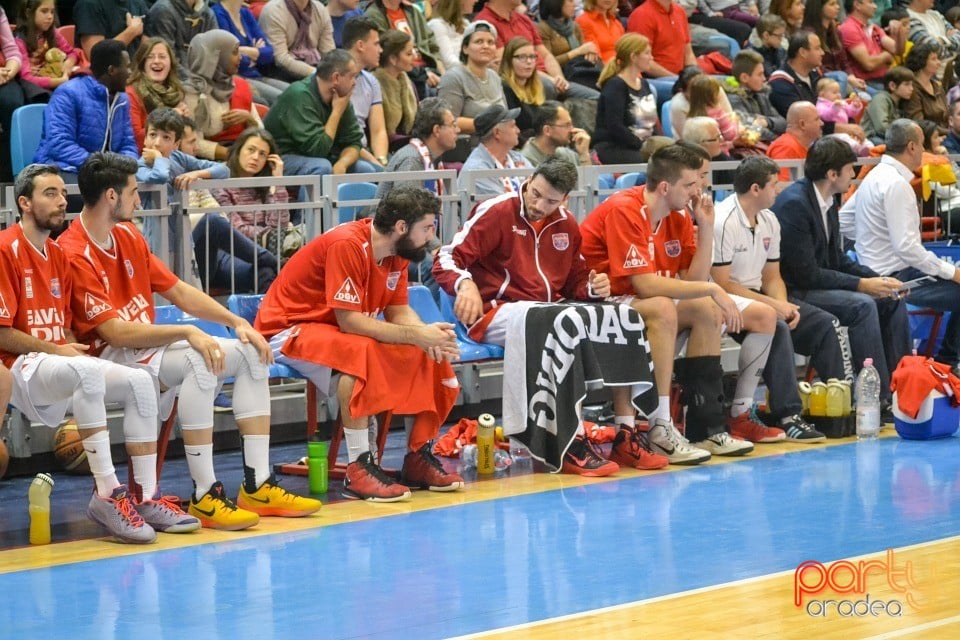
[798,381,811,414]
[307,438,328,494]
[462,444,512,471]
[476,413,496,475]
[855,358,882,440]
[28,473,55,545]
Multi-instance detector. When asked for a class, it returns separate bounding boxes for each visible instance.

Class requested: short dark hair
[672,65,704,95]
[342,16,380,50]
[646,144,705,188]
[531,101,563,136]
[146,107,185,141]
[880,7,908,29]
[373,185,440,234]
[757,13,786,37]
[946,6,960,26]
[883,65,915,90]
[316,49,356,80]
[181,116,198,131]
[531,156,578,195]
[14,164,60,213]
[539,0,566,21]
[410,97,452,139]
[675,139,710,162]
[77,152,138,207]
[733,156,779,194]
[732,50,764,82]
[917,119,947,151]
[905,41,939,74]
[787,31,815,60]
[380,29,412,67]
[804,136,857,181]
[90,38,126,77]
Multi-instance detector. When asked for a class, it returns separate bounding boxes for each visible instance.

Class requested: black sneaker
[560,435,619,477]
[781,415,827,443]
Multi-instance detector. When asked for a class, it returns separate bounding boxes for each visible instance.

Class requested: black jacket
[771,178,877,292]
[769,62,836,136]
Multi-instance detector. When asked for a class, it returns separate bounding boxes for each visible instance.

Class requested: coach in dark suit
[772,137,911,399]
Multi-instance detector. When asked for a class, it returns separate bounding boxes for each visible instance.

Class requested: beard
[111,196,133,223]
[35,211,65,233]
[395,232,428,262]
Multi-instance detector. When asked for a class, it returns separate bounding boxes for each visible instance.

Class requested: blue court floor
[1,434,959,639]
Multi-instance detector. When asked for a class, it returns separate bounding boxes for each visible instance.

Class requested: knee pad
[184,349,219,392]
[233,340,269,382]
[126,369,159,419]
[64,358,106,399]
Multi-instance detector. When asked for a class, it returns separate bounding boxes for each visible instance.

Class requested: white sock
[731,399,753,418]
[184,443,216,499]
[83,431,121,498]
[647,396,672,424]
[734,332,772,416]
[131,454,157,501]
[614,415,635,429]
[345,427,369,463]
[242,434,271,489]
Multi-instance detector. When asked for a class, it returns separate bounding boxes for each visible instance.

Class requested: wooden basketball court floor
[1,432,958,639]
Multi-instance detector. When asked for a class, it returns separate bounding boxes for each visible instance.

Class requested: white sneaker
[646,419,711,465]
[692,432,754,457]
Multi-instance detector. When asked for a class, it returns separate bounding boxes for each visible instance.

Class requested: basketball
[0,439,8,479]
[54,421,90,474]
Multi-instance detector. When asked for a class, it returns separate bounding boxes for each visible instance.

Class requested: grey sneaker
[691,431,754,457]
[135,492,201,533]
[646,419,712,465]
[87,485,157,544]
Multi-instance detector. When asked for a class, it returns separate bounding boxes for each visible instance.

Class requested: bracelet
[377,156,388,164]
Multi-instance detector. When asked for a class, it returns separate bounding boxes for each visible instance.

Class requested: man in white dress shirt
[839,119,960,367]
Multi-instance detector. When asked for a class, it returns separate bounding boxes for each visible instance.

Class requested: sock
[83,431,120,498]
[615,415,635,429]
[184,444,216,499]
[733,332,772,417]
[131,454,157,501]
[345,427,369,463]
[647,396,672,425]
[242,434,271,491]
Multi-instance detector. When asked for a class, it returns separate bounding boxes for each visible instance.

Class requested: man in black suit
[772,136,911,399]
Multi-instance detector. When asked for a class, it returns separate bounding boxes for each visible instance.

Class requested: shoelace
[361,455,397,485]
[154,495,185,514]
[115,494,146,526]
[421,449,448,474]
[748,405,765,427]
[209,485,239,511]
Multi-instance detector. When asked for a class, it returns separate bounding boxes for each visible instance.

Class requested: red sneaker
[561,435,619,477]
[728,411,786,443]
[401,444,465,492]
[609,427,670,470]
[343,452,412,502]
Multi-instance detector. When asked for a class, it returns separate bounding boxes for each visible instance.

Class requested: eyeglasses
[514,54,538,62]
[440,121,459,129]
[550,121,574,129]
[770,32,786,39]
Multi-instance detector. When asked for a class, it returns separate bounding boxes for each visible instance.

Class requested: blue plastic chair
[409,285,492,362]
[10,104,46,176]
[154,305,232,339]
[615,172,645,189]
[660,99,673,138]
[438,289,505,359]
[337,182,378,224]
[597,174,615,204]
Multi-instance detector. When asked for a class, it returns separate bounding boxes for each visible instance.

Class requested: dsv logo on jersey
[794,549,921,617]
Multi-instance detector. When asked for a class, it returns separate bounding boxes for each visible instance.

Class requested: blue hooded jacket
[34,75,139,172]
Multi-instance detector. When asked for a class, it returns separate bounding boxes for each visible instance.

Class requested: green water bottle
[307,439,328,494]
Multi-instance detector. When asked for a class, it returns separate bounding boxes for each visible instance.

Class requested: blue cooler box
[892,390,960,440]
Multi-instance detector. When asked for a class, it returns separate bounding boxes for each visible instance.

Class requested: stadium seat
[10,104,46,176]
[57,24,75,46]
[615,172,645,189]
[598,173,615,203]
[661,100,672,138]
[409,285,492,362]
[438,289,504,358]
[337,182,377,224]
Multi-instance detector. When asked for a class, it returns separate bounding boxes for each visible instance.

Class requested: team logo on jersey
[85,292,113,320]
[0,291,9,318]
[763,237,771,251]
[386,271,401,291]
[664,240,681,258]
[333,277,361,304]
[124,260,135,278]
[50,278,61,299]
[623,244,648,269]
[552,233,570,251]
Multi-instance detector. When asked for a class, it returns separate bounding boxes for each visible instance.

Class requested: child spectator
[669,65,704,140]
[687,74,740,151]
[816,77,872,155]
[861,66,914,145]
[13,0,81,102]
[727,49,786,143]
[748,14,787,78]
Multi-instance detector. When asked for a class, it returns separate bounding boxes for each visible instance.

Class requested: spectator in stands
[258,0,335,82]
[437,21,506,136]
[365,0,444,97]
[374,30,418,138]
[881,7,912,66]
[687,75,740,151]
[59,151,321,528]
[126,38,189,151]
[802,0,867,96]
[861,67,913,145]
[145,0,217,72]
[182,30,263,161]
[669,65,705,141]
[328,0,363,48]
[728,50,786,143]
[943,99,960,154]
[768,0,805,40]
[839,0,906,89]
[594,33,658,164]
[343,17,389,170]
[902,42,949,126]
[34,39,137,178]
[265,49,376,176]
[13,0,80,102]
[476,0,599,100]
[500,37,545,139]
[73,0,146,60]
[906,0,960,62]
[461,104,530,196]
[377,97,458,196]
[840,119,960,369]
[682,117,736,186]
[684,0,753,47]
[213,0,289,106]
[626,0,697,97]
[257,185,465,501]
[575,0,624,64]
[521,100,592,167]
[428,0,472,71]
[766,101,822,181]
[539,0,602,90]
[0,6,25,182]
[747,13,787,79]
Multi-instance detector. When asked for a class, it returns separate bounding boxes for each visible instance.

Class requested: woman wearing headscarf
[183,29,263,160]
[258,0,335,81]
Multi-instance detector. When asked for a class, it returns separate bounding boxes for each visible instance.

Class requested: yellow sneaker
[188,481,260,531]
[237,476,322,517]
